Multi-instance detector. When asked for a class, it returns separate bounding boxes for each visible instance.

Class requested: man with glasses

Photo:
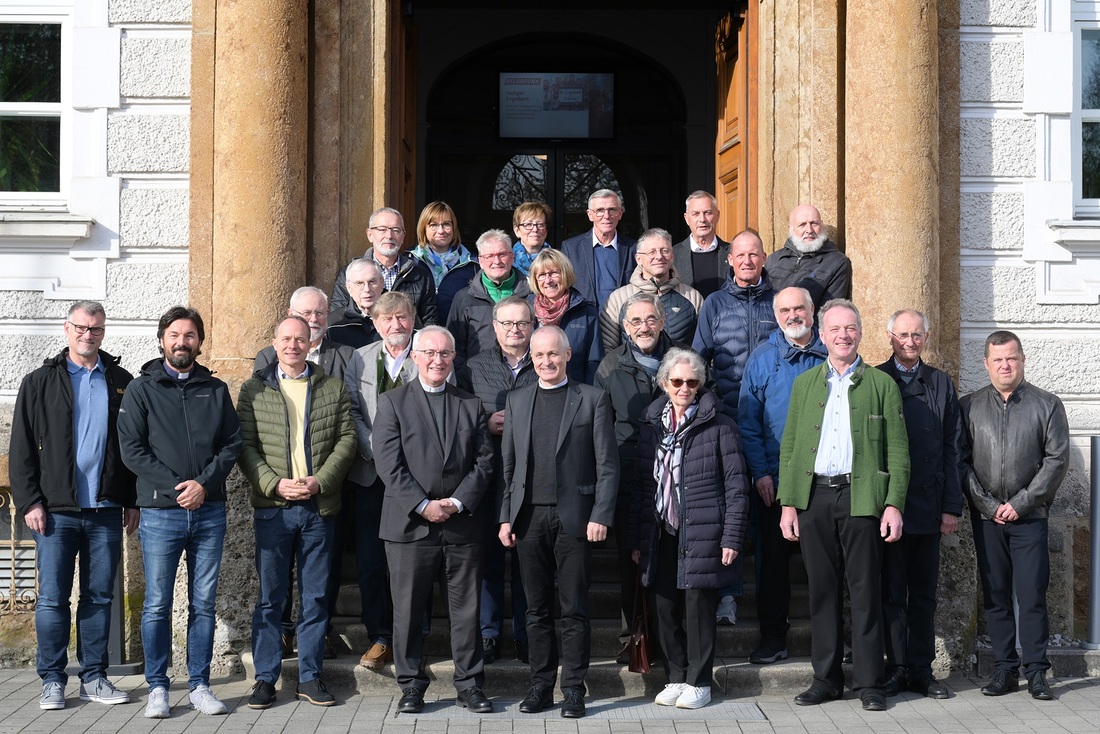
[595,293,688,665]
[374,326,495,714]
[457,297,538,667]
[875,309,963,700]
[674,191,729,298]
[10,301,138,711]
[330,207,438,326]
[329,259,385,349]
[600,227,703,352]
[447,229,533,369]
[560,189,637,310]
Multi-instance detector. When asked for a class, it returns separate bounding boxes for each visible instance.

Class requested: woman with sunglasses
[629,347,749,710]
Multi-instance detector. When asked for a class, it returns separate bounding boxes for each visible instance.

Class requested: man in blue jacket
[738,287,827,665]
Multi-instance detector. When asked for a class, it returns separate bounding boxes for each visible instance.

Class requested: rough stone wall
[958,0,1093,644]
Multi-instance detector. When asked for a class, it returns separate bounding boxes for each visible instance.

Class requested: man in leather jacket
[960,330,1069,701]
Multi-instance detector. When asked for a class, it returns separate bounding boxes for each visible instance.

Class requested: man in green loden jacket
[777,299,909,712]
[237,316,357,710]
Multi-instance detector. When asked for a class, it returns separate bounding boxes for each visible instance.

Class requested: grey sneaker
[144,686,170,719]
[188,684,228,715]
[39,682,65,710]
[79,678,129,705]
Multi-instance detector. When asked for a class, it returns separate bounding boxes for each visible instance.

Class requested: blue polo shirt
[68,355,116,508]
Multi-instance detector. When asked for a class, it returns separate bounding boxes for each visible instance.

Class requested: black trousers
[614,505,641,647]
[972,516,1050,677]
[651,529,717,687]
[514,504,591,693]
[799,483,885,691]
[385,532,484,693]
[881,531,941,676]
[755,494,801,643]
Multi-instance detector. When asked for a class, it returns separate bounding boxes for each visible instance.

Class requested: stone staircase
[243,539,824,697]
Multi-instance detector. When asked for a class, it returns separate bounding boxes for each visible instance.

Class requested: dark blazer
[559,230,637,309]
[254,337,357,381]
[499,380,618,538]
[673,235,729,295]
[373,379,493,544]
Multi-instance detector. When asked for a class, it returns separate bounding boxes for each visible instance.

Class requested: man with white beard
[765,205,852,309]
[737,287,827,665]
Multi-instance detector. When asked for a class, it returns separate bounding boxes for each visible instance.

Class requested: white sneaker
[655,682,688,706]
[676,685,712,709]
[716,595,737,625]
[79,677,129,705]
[144,687,170,719]
[188,684,228,715]
[39,682,65,710]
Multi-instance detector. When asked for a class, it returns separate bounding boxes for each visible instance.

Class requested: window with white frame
[0,20,63,195]
[1081,27,1100,203]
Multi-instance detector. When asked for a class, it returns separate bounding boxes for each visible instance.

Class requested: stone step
[325,618,813,660]
[241,650,823,698]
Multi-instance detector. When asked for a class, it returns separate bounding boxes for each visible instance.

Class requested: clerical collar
[420,379,447,394]
[539,377,569,390]
[163,362,191,380]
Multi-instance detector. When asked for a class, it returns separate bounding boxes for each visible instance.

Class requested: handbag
[628,572,654,674]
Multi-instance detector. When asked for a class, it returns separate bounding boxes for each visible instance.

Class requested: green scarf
[481,270,516,302]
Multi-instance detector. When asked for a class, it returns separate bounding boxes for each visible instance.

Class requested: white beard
[783,323,811,341]
[790,231,827,254]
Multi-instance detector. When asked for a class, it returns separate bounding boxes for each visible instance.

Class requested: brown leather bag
[628,574,653,674]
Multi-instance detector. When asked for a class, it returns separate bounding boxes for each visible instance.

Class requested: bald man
[765,205,852,309]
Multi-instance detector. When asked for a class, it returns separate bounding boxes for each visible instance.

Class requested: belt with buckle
[812,473,851,488]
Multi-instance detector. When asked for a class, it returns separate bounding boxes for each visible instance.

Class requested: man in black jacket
[961,330,1069,701]
[765,204,852,309]
[9,301,138,711]
[876,309,964,700]
[328,259,384,350]
[118,306,243,719]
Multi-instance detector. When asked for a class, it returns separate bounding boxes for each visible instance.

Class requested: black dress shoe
[908,675,949,699]
[794,685,842,706]
[398,687,425,713]
[615,642,631,665]
[560,689,585,718]
[515,640,529,664]
[457,686,494,713]
[519,686,553,714]
[880,668,908,697]
[860,688,887,711]
[248,680,276,710]
[981,669,1019,696]
[482,637,497,665]
[1027,671,1055,701]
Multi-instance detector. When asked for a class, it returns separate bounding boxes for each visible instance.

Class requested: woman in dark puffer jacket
[630,347,749,710]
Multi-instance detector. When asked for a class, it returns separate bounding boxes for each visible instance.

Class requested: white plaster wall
[960,118,1036,177]
[120,187,189,248]
[961,0,1036,27]
[107,114,190,172]
[960,191,1024,249]
[120,36,191,98]
[960,39,1024,103]
[108,0,190,24]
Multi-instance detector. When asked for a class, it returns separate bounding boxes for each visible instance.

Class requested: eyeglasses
[427,222,453,230]
[479,252,511,262]
[415,349,455,361]
[348,279,382,289]
[535,269,561,280]
[638,248,672,259]
[625,316,661,329]
[588,207,622,218]
[517,222,547,231]
[68,322,105,337]
[293,310,327,319]
[668,378,700,389]
[495,319,532,331]
[369,226,405,236]
[890,331,926,342]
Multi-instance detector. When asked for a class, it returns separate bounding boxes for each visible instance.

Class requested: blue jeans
[252,503,335,684]
[139,503,226,691]
[34,508,123,685]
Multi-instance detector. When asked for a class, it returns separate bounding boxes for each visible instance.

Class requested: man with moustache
[738,287,827,665]
[447,229,533,369]
[693,229,778,625]
[600,227,703,352]
[238,316,357,709]
[500,326,618,718]
[961,331,1069,700]
[595,293,686,664]
[876,310,964,699]
[118,306,243,719]
[328,259,385,349]
[457,296,539,665]
[330,207,437,325]
[344,292,420,671]
[560,189,637,310]
[10,301,138,711]
[255,286,357,659]
[673,191,729,298]
[765,204,852,309]
[373,326,495,714]
[777,299,909,712]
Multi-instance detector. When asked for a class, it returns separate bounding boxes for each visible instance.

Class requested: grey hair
[636,227,672,252]
[68,300,105,320]
[656,347,706,386]
[412,325,456,351]
[475,229,513,254]
[622,292,665,321]
[818,298,862,331]
[886,308,930,334]
[532,325,570,352]
[368,207,404,228]
[289,286,328,310]
[346,257,383,280]
[684,190,718,210]
[587,189,624,211]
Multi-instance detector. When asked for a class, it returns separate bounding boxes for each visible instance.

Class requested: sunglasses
[668,378,700,389]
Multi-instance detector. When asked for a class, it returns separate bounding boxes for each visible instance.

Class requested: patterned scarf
[534,292,570,326]
[512,242,549,275]
[412,244,472,287]
[653,398,699,532]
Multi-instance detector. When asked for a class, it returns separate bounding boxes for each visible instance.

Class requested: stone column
[845,0,941,365]
[190,0,309,386]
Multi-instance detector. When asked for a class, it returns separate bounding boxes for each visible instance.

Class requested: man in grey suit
[499,325,619,719]
[373,325,495,715]
[559,189,637,310]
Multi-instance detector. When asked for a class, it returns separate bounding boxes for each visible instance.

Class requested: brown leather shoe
[360,641,393,671]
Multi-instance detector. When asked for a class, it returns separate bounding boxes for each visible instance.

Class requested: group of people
[8,188,1069,718]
